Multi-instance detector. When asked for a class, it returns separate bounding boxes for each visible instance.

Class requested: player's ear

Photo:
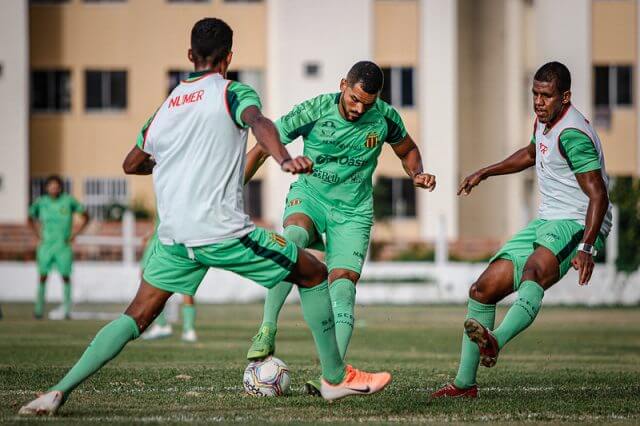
[562,90,571,105]
[339,78,348,92]
[226,51,233,66]
[187,49,195,64]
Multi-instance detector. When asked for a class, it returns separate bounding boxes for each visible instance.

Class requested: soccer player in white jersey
[433,62,612,398]
[19,18,391,416]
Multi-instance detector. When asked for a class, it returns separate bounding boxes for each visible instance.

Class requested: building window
[244,180,262,219]
[374,177,416,218]
[304,62,321,78]
[594,65,633,128]
[84,178,129,221]
[85,70,127,111]
[224,0,262,2]
[31,70,71,113]
[84,0,126,3]
[30,177,73,204]
[380,67,414,107]
[30,0,70,4]
[167,0,210,2]
[167,69,264,97]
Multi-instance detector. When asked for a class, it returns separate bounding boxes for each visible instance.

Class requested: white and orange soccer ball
[243,356,291,397]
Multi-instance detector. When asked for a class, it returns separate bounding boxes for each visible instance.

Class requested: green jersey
[29,194,85,244]
[276,93,407,215]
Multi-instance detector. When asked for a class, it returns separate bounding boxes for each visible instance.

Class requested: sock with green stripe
[260,225,310,329]
[51,314,140,397]
[493,280,544,348]
[454,299,496,389]
[299,281,345,385]
[182,304,196,332]
[63,282,72,317]
[329,279,356,359]
[154,310,168,327]
[34,283,46,317]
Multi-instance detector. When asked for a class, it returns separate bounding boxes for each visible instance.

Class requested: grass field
[1,302,640,424]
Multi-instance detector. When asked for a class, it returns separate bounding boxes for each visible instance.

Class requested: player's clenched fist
[413,173,436,192]
[281,156,313,175]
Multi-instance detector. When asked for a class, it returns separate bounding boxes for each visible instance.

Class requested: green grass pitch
[1,303,639,424]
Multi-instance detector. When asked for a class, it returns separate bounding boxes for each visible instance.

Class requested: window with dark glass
[31,70,71,112]
[244,180,262,219]
[593,65,633,108]
[380,67,414,107]
[85,70,127,110]
[374,177,416,219]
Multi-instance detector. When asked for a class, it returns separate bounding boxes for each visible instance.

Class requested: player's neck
[193,62,225,75]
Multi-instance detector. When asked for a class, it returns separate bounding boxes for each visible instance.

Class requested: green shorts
[491,218,606,290]
[36,241,73,277]
[283,182,372,275]
[140,233,159,271]
[142,227,298,296]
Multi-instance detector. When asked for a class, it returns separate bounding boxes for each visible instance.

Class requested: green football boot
[246,324,277,360]
[304,377,322,397]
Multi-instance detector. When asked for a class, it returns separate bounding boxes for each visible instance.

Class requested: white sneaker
[182,329,197,342]
[18,391,64,416]
[142,324,172,340]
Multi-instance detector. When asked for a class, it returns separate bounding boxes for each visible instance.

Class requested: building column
[264,0,373,230]
[637,0,640,176]
[418,0,458,239]
[534,0,592,118]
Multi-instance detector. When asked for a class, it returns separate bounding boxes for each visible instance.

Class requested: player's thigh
[143,242,208,297]
[197,227,313,289]
[325,217,372,277]
[469,259,516,304]
[36,244,55,276]
[530,219,604,289]
[124,279,174,332]
[53,244,73,278]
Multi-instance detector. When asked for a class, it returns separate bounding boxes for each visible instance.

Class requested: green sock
[329,278,356,359]
[299,281,345,385]
[454,299,496,389]
[51,314,140,396]
[63,282,72,317]
[155,310,168,327]
[493,280,544,348]
[261,225,310,327]
[182,304,196,332]
[35,283,46,317]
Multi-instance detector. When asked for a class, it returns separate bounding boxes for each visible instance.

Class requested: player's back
[141,71,254,247]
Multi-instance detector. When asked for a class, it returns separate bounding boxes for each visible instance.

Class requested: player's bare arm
[571,169,609,285]
[241,106,313,176]
[391,134,436,191]
[69,212,90,243]
[244,144,270,184]
[458,142,536,196]
[122,147,156,175]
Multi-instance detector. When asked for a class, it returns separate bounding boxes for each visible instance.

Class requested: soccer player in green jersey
[28,175,90,320]
[432,62,612,398]
[244,61,436,394]
[20,18,391,416]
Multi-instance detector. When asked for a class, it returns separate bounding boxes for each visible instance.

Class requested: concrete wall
[0,0,29,223]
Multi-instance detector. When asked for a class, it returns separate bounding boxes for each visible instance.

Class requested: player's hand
[413,173,436,192]
[281,156,313,175]
[571,250,595,286]
[457,170,485,196]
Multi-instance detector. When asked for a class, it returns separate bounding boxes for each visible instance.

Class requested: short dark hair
[190,18,233,66]
[45,175,64,189]
[534,61,571,93]
[346,61,384,95]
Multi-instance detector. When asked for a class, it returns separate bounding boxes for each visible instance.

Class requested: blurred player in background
[433,62,612,398]
[244,60,436,395]
[19,17,391,416]
[28,175,90,320]
[141,226,198,342]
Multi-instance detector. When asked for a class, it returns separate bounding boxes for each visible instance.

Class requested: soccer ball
[243,356,291,396]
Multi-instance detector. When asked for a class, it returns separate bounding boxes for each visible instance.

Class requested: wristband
[577,243,597,256]
[279,158,291,167]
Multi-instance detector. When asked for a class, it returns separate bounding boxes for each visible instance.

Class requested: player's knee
[300,260,328,288]
[469,281,496,304]
[521,264,546,284]
[328,269,359,285]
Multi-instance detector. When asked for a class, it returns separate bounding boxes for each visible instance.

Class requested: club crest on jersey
[288,198,302,207]
[364,132,379,149]
[539,142,549,155]
[270,232,287,247]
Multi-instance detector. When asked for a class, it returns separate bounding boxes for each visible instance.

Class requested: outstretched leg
[19,281,172,415]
